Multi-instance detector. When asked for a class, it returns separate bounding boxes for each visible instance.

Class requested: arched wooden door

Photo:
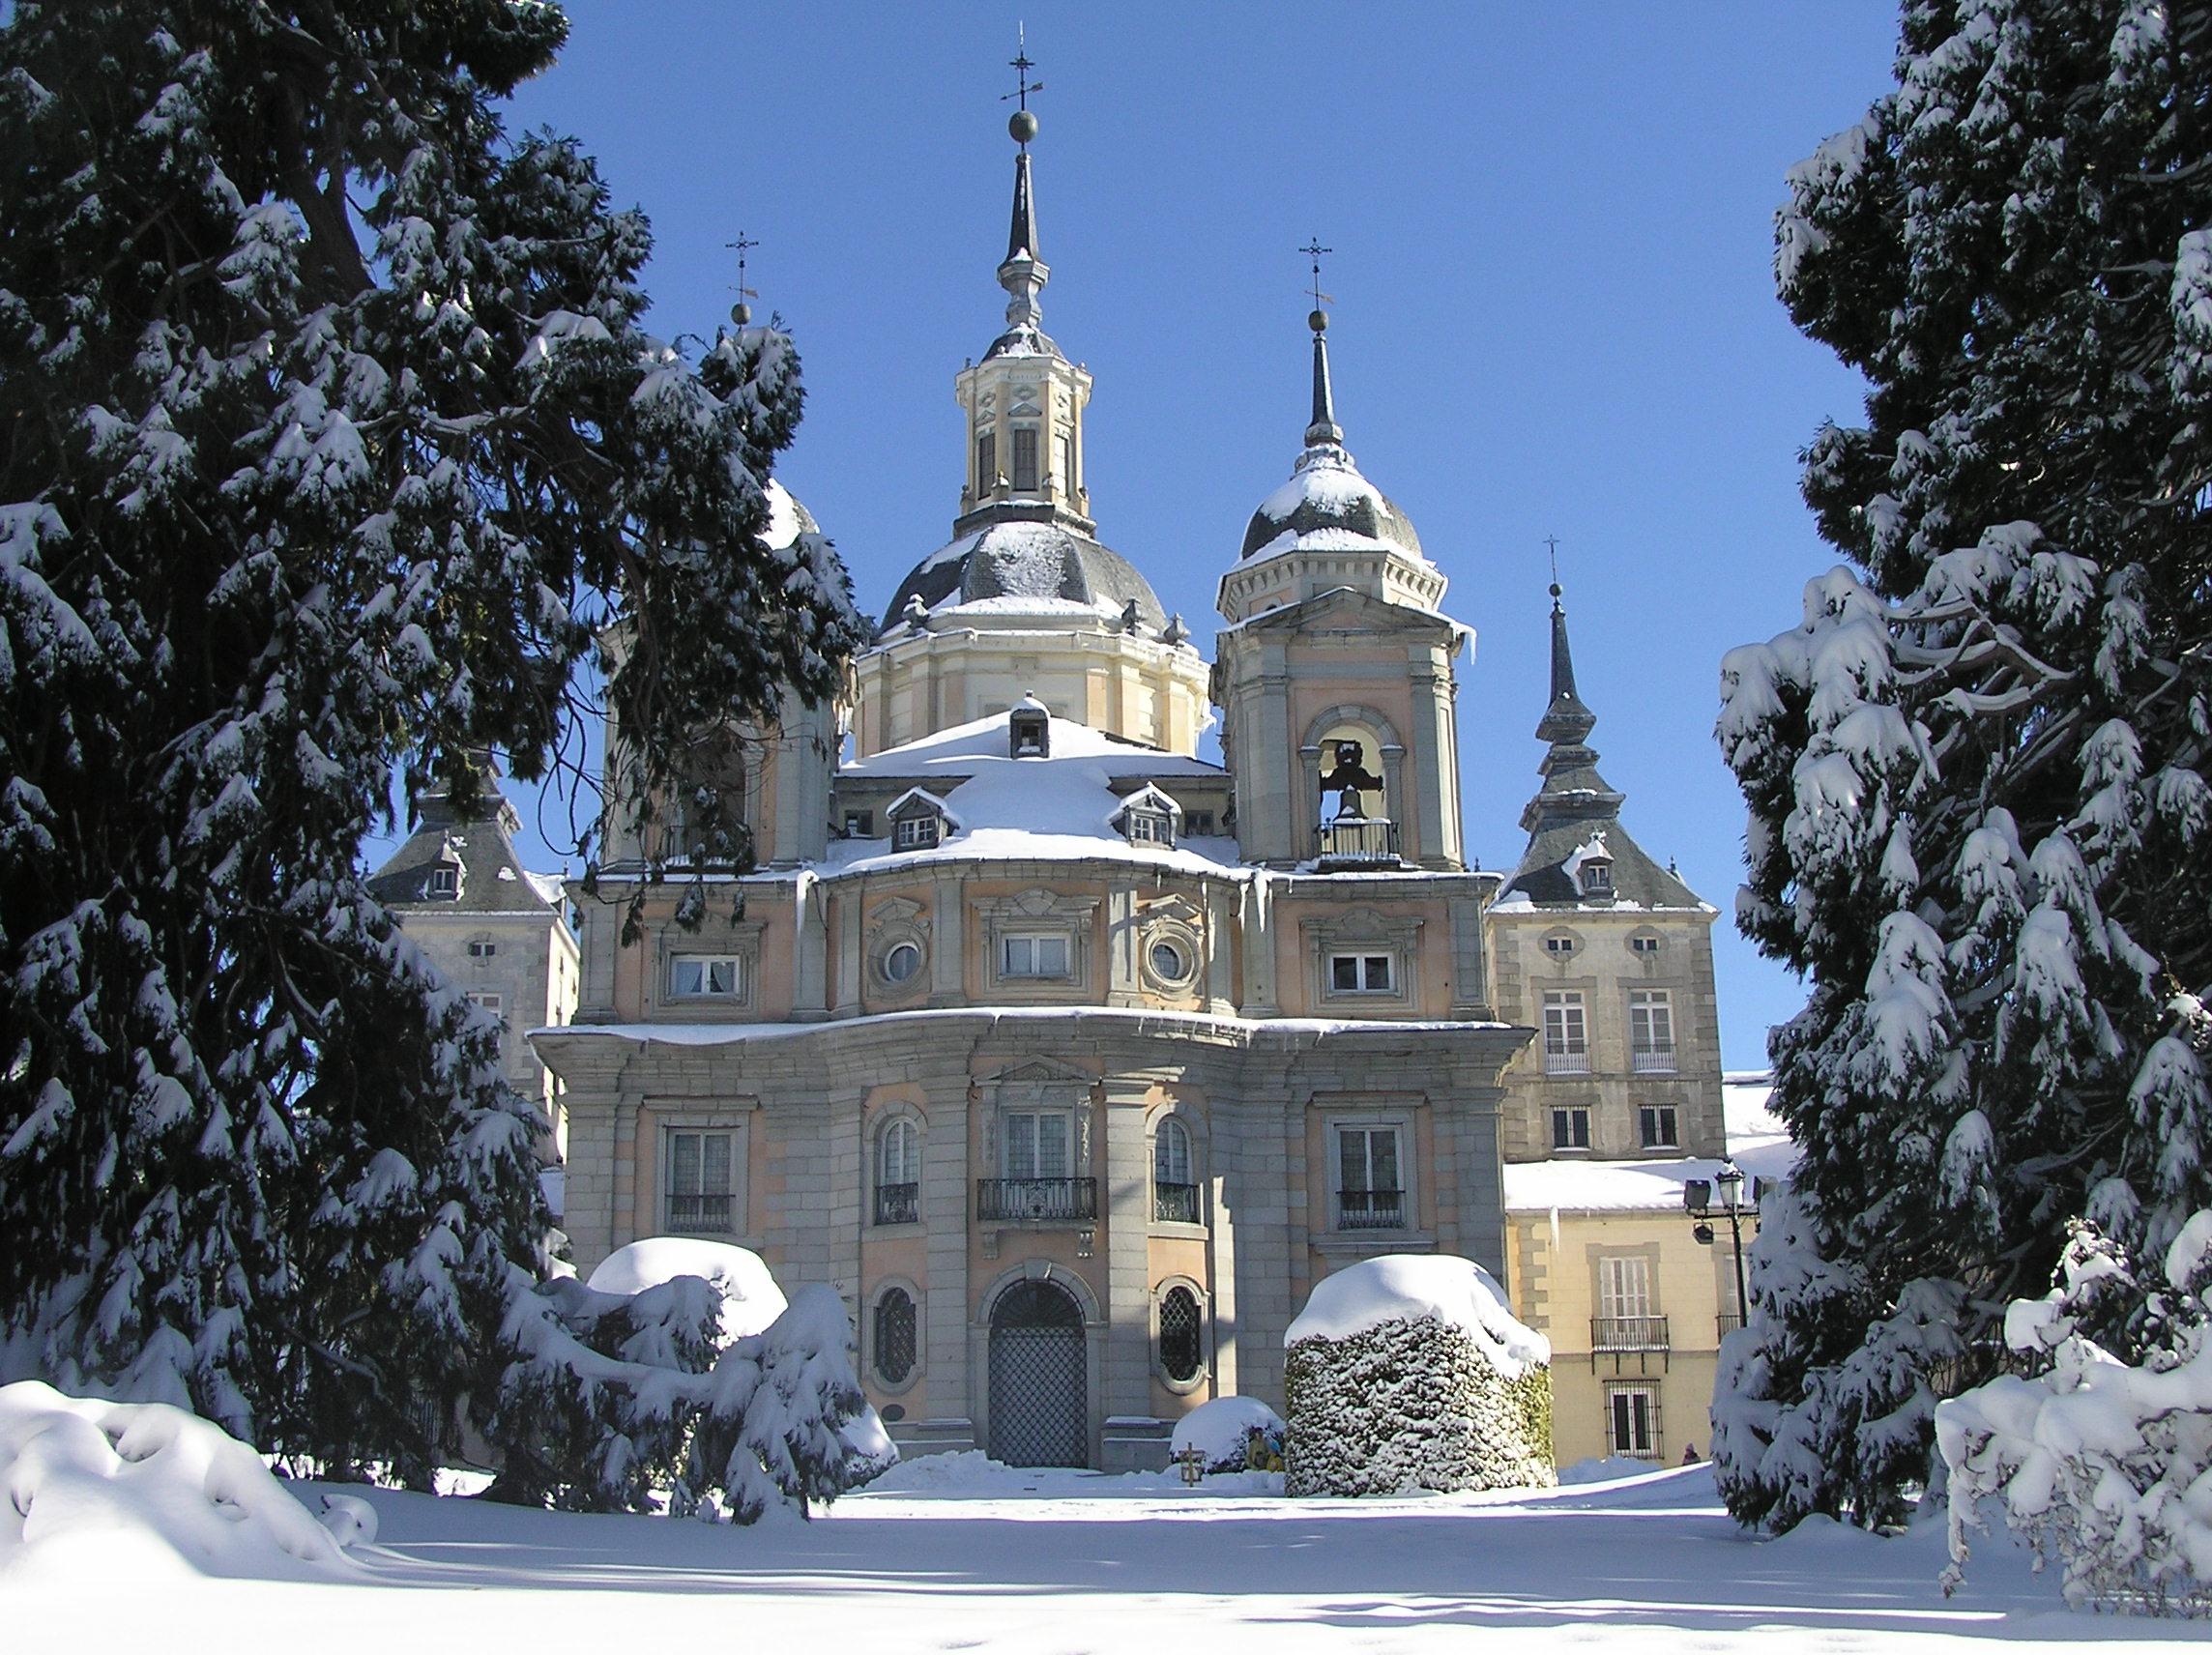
[987,1279,1087,1467]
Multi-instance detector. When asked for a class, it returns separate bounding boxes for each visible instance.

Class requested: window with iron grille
[1335,1124,1405,1230]
[1551,1106,1590,1150]
[1153,1118,1199,1223]
[1629,990,1675,1072]
[1158,1286,1202,1383]
[874,1288,917,1386]
[1606,1382,1661,1458]
[876,1118,919,1225]
[1543,991,1588,1073]
[1638,1104,1679,1148]
[666,1128,737,1234]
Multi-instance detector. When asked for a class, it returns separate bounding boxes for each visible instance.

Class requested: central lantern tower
[849,97,1210,758]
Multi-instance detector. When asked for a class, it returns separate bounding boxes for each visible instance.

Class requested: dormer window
[1580,858,1615,896]
[887,788,956,854]
[427,864,458,899]
[1009,701,1050,759]
[1113,785,1182,850]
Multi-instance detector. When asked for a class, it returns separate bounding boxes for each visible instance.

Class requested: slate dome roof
[1239,445,1426,563]
[879,518,1169,638]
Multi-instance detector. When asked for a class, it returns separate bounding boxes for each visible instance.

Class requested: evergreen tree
[1714,0,2212,1529]
[0,0,863,1481]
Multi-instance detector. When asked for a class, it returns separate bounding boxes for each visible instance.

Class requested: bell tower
[1212,272,1470,871]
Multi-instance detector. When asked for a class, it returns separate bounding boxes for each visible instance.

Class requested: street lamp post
[1684,1160,1754,1332]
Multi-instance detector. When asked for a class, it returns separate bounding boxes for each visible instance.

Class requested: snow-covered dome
[879,518,1169,638]
[1240,443,1426,564]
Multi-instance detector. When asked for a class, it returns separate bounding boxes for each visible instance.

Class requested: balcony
[1631,1046,1677,1074]
[1544,1047,1591,1076]
[875,1181,919,1226]
[1153,1181,1202,1225]
[1717,1313,1746,1339]
[1335,1188,1407,1231]
[667,1192,733,1234]
[977,1176,1097,1223]
[1593,1315,1670,1350]
[1315,817,1402,871]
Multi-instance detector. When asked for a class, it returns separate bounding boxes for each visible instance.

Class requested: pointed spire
[1537,582,1597,745]
[1298,237,1343,447]
[996,33,1049,335]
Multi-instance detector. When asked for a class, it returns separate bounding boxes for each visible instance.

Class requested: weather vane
[1301,237,1335,327]
[726,231,759,326]
[1004,25,1043,132]
[1544,535,1563,597]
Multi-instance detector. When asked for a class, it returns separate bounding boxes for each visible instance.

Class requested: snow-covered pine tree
[0,1,862,1481]
[1713,0,2212,1530]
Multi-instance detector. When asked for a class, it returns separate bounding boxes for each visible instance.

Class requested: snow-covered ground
[10,1449,2200,1652]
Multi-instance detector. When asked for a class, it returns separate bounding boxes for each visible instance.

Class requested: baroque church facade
[527,114,1733,1471]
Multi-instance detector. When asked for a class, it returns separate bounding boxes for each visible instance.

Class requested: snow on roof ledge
[1285,1254,1550,1376]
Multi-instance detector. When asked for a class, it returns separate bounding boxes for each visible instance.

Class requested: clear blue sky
[475,2,1902,1071]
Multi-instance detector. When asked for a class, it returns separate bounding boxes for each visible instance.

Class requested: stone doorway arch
[986,1278,1088,1467]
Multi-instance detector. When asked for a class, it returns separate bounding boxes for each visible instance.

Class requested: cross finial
[1004,25,1043,112]
[725,231,760,326]
[1301,237,1335,315]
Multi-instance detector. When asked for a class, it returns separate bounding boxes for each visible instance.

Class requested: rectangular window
[1638,1104,1680,1148]
[1003,1110,1072,1179]
[1185,810,1215,836]
[894,814,939,850]
[975,431,997,488]
[1011,426,1038,490]
[1002,933,1070,978]
[1335,1124,1405,1230]
[465,990,503,1018]
[1598,1254,1652,1321]
[1329,953,1395,994]
[667,1128,737,1234]
[1057,432,1073,494]
[466,939,497,959]
[1551,1106,1590,1151]
[1544,935,1576,956]
[1606,1383,1661,1458]
[1630,935,1660,956]
[844,811,875,838]
[1543,990,1588,1073]
[428,865,458,898]
[1630,991,1675,1072]
[669,955,742,1000]
[1126,812,1169,844]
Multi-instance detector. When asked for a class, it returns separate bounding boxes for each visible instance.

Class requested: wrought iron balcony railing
[976,1176,1097,1223]
[1630,1046,1677,1074]
[1153,1181,1202,1224]
[1335,1188,1407,1231]
[875,1181,919,1226]
[1315,817,1402,869]
[1716,1313,1746,1339]
[1544,1047,1591,1075]
[667,1192,733,1234]
[1591,1315,1671,1352]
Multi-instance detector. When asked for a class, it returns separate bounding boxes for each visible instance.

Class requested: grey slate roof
[878,518,1169,638]
[1499,597,1704,912]
[366,786,564,915]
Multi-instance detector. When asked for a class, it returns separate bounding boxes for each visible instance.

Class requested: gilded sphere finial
[1308,308,1328,334]
[730,301,752,326]
[1009,108,1038,144]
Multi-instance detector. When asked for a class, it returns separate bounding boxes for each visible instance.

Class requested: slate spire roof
[366,772,566,915]
[1500,586,1702,911]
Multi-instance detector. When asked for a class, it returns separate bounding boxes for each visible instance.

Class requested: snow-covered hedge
[1171,1396,1286,1475]
[1282,1256,1555,1496]
[0,1381,356,1581]
[491,1254,894,1520]
[1937,1215,2212,1612]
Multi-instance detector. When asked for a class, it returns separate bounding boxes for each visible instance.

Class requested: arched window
[875,1118,918,1226]
[1158,1286,1202,1384]
[1152,1118,1198,1223]
[873,1288,917,1386]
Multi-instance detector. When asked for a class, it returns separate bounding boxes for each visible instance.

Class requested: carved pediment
[984,1055,1096,1087]
[1145,894,1205,926]
[870,896,925,925]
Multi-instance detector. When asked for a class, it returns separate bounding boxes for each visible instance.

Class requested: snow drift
[0,1381,355,1581]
